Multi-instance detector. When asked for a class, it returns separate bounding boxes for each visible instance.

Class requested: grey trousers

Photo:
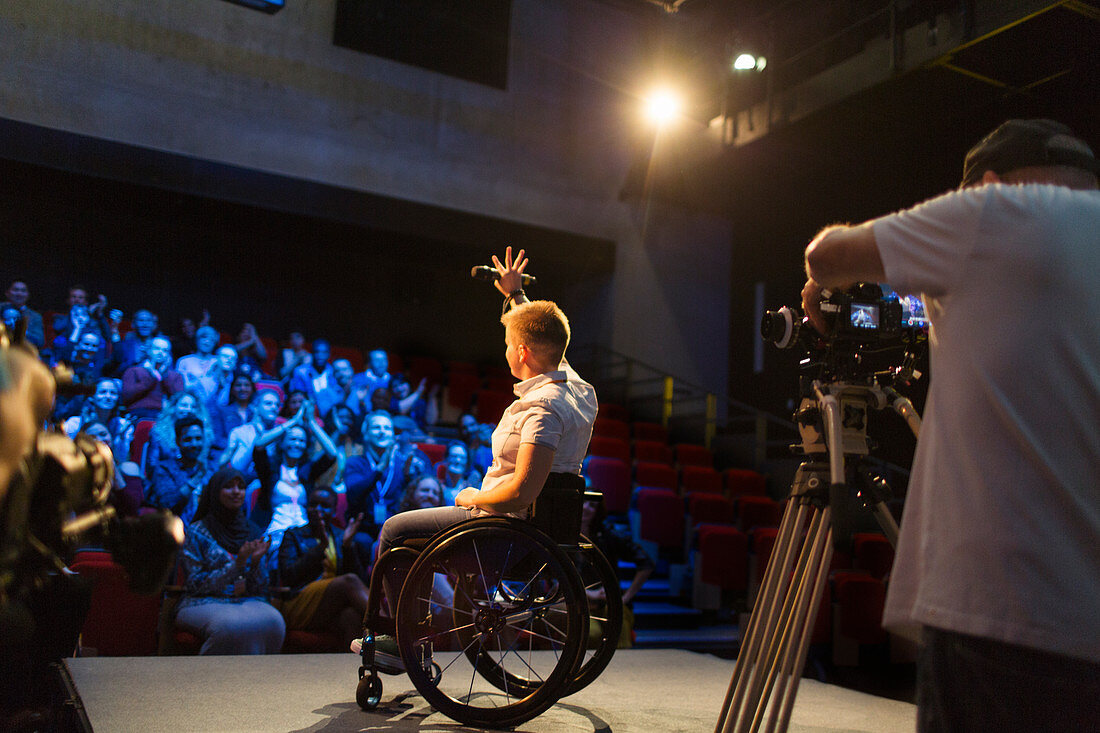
[175,599,286,655]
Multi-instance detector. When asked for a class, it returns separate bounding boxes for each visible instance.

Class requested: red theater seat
[853,532,895,581]
[697,526,749,591]
[588,435,630,463]
[597,403,629,422]
[583,456,631,514]
[636,488,684,549]
[724,468,768,498]
[680,465,723,495]
[688,493,735,526]
[475,390,513,424]
[633,440,673,465]
[632,421,668,443]
[417,442,447,466]
[834,572,887,644]
[674,443,713,468]
[407,356,443,387]
[70,550,160,656]
[634,461,678,491]
[737,495,781,532]
[592,417,629,441]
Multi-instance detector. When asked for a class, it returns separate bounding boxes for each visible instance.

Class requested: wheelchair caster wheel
[357,672,382,710]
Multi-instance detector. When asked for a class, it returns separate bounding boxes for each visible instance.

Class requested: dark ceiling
[619,0,1100,215]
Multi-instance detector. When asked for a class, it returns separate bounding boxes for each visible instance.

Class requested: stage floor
[67,649,916,732]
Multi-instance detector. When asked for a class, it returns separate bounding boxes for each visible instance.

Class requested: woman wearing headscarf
[173,467,285,654]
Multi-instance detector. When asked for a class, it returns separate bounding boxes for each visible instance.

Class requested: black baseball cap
[961,119,1099,187]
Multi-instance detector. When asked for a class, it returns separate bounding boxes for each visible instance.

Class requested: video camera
[0,322,183,724]
[760,283,928,385]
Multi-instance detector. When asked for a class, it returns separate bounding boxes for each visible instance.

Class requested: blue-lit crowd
[3,278,496,653]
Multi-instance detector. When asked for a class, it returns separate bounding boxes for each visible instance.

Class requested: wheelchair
[353,474,622,729]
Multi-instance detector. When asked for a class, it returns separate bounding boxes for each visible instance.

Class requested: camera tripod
[715,377,921,733]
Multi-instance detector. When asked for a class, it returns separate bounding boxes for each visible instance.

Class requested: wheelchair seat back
[529,472,586,545]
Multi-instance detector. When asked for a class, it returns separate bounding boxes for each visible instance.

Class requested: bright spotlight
[733,53,766,72]
[644,89,682,126]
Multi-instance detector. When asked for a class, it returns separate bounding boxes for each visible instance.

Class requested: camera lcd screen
[849,303,879,330]
[879,285,929,328]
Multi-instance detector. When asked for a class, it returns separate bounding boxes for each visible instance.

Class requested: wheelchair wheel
[565,537,622,695]
[396,518,586,729]
[356,670,382,710]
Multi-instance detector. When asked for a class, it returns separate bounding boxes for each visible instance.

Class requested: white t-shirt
[873,183,1100,662]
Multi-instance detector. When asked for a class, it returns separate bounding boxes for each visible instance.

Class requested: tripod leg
[768,511,833,733]
[717,495,809,733]
[749,506,829,733]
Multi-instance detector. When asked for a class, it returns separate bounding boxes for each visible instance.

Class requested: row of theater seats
[583,403,896,655]
[69,549,348,656]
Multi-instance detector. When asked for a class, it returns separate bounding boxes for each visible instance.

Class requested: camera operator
[801,119,1100,731]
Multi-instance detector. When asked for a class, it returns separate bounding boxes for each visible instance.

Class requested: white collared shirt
[475,359,597,518]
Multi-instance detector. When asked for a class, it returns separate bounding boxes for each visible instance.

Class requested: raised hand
[342,512,364,546]
[491,246,528,297]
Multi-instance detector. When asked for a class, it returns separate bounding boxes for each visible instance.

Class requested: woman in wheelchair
[352,248,609,728]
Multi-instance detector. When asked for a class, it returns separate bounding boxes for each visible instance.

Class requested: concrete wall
[0,0,732,401]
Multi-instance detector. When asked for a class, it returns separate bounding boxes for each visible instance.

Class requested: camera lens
[761,307,800,349]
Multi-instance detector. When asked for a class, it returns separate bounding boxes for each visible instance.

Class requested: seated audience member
[277,486,369,643]
[281,389,324,429]
[437,441,482,506]
[1,279,44,348]
[2,304,21,335]
[145,415,214,523]
[351,349,391,408]
[316,403,363,492]
[175,325,219,391]
[289,339,334,406]
[388,373,438,434]
[250,402,338,547]
[398,474,445,513]
[220,388,282,474]
[62,377,128,439]
[234,322,268,375]
[196,344,239,406]
[211,370,255,452]
[315,357,356,420]
[50,331,107,421]
[77,421,143,518]
[144,391,212,479]
[174,467,285,655]
[108,308,160,376]
[277,330,311,386]
[171,314,200,361]
[344,411,427,552]
[49,303,94,363]
[121,335,183,418]
[457,412,493,475]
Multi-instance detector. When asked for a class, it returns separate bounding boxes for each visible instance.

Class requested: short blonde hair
[501,300,570,367]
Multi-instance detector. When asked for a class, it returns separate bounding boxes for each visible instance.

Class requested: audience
[1,279,44,348]
[351,349,391,410]
[211,370,256,452]
[315,357,355,419]
[277,331,311,386]
[175,325,219,391]
[277,486,369,644]
[144,415,213,523]
[62,377,128,440]
[289,339,334,408]
[121,335,183,418]
[220,388,282,474]
[437,441,482,506]
[174,467,285,655]
[50,331,107,420]
[110,308,160,375]
[195,344,239,406]
[234,322,267,375]
[250,402,338,548]
[144,390,213,479]
[398,474,445,513]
